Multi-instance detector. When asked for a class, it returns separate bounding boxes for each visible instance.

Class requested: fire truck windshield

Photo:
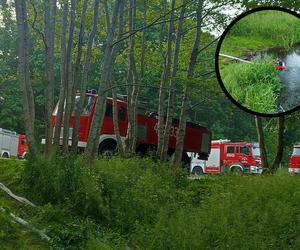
[53,96,95,115]
[292,147,300,156]
[251,145,260,157]
[73,95,95,115]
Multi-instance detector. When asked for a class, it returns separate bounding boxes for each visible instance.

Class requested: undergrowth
[1,158,300,249]
[220,58,281,114]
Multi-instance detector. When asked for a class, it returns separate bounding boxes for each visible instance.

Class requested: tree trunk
[15,0,37,157]
[111,76,125,157]
[157,0,175,158]
[85,0,122,159]
[109,0,125,156]
[161,0,185,161]
[126,0,140,154]
[270,116,285,172]
[255,115,269,169]
[62,0,76,152]
[53,3,68,148]
[71,0,89,153]
[44,0,57,156]
[174,0,203,165]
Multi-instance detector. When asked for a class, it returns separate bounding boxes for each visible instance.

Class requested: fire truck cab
[189,139,262,175]
[289,144,300,174]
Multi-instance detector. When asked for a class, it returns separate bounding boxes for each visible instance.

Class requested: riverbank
[220,59,281,114]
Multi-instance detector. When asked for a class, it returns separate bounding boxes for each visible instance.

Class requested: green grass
[220,58,281,114]
[221,10,300,56]
[1,158,300,249]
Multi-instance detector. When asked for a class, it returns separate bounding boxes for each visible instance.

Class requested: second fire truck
[190,139,262,175]
[0,128,27,159]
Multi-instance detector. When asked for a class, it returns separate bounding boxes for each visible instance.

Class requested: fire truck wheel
[229,165,243,175]
[98,141,117,158]
[2,152,9,158]
[192,166,204,176]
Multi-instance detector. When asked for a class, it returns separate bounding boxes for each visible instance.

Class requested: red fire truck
[289,144,300,174]
[189,139,262,175]
[0,128,28,159]
[48,91,212,162]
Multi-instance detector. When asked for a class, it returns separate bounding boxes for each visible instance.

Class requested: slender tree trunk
[15,0,36,155]
[255,115,269,169]
[71,0,89,153]
[140,0,147,81]
[270,116,285,171]
[157,0,175,158]
[174,0,203,165]
[63,0,76,152]
[53,3,68,148]
[72,0,100,153]
[44,0,57,156]
[111,76,125,157]
[15,0,37,157]
[126,0,140,154]
[109,0,125,156]
[85,0,122,159]
[161,0,185,161]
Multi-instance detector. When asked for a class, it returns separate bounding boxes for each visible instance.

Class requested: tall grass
[3,158,300,249]
[132,173,300,250]
[220,59,281,114]
[221,10,300,56]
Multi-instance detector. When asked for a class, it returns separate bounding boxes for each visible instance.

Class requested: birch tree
[255,115,269,169]
[160,0,185,161]
[71,0,90,153]
[157,0,175,159]
[15,0,37,156]
[270,116,285,171]
[62,0,76,152]
[44,0,57,156]
[110,0,126,156]
[126,0,139,153]
[85,0,122,159]
[173,0,203,165]
[53,2,68,148]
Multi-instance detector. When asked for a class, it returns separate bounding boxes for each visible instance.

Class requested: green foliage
[221,10,300,56]
[220,59,281,114]
[0,211,17,243]
[3,158,300,249]
[132,174,300,250]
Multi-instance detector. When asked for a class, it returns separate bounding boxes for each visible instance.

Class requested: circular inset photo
[215,7,300,117]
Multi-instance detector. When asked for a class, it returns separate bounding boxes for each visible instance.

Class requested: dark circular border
[215,6,300,117]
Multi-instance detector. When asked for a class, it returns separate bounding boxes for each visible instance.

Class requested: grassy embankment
[221,10,300,57]
[221,58,281,113]
[1,158,300,249]
[219,11,300,113]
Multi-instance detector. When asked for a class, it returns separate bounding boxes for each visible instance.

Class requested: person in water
[275,58,285,69]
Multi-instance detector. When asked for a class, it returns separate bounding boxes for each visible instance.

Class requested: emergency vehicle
[189,139,262,175]
[289,144,300,174]
[0,128,27,159]
[48,91,212,162]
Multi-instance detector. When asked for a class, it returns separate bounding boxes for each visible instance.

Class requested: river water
[258,46,300,113]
